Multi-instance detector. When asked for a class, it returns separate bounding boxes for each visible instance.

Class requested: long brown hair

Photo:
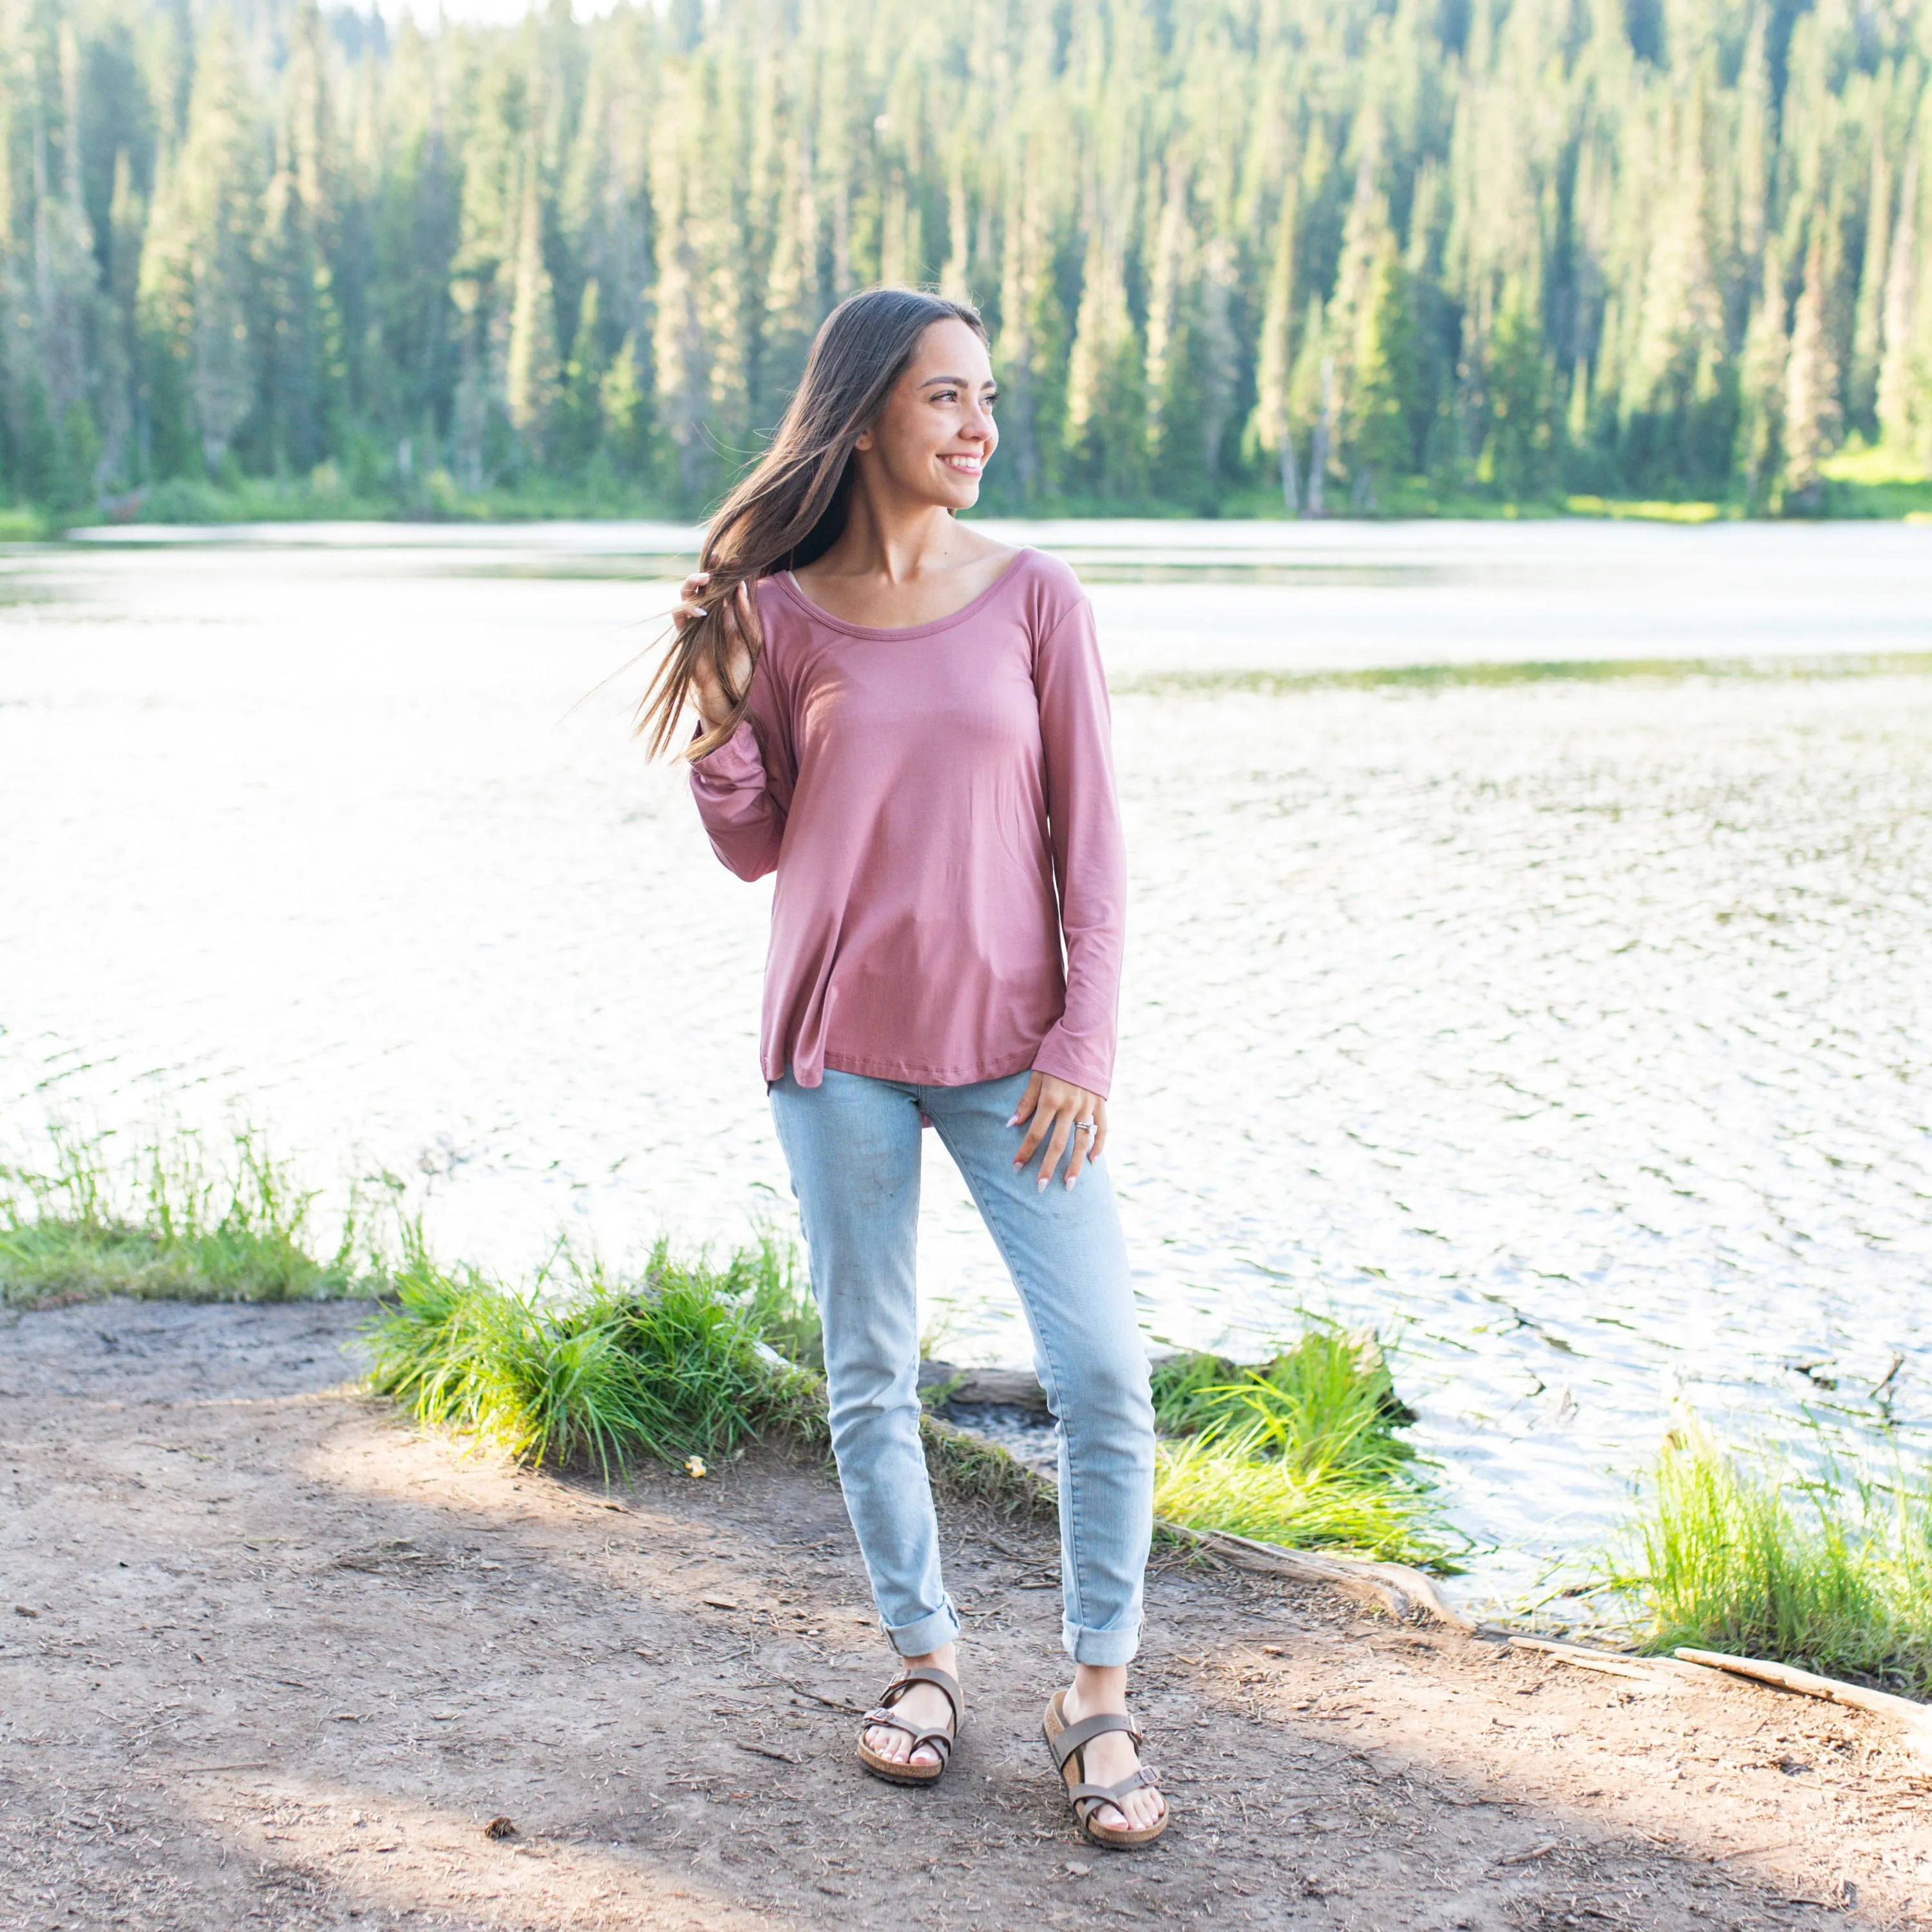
[637,285,989,759]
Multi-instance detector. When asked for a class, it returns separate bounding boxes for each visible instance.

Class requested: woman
[642,286,1166,1849]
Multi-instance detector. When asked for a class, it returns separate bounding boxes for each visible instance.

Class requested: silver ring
[1074,1119,1098,1135]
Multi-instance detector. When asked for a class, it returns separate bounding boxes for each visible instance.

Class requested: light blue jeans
[768,1066,1155,1666]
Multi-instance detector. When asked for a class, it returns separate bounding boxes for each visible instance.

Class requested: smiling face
[853,317,998,509]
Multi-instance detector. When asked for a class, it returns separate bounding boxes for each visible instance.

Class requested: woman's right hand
[676,571,759,731]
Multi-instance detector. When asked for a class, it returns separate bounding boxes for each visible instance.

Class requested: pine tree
[144,6,262,476]
[557,275,607,470]
[1481,280,1555,500]
[1848,135,1891,438]
[1877,140,1924,457]
[258,0,342,475]
[4,0,1931,516]
[1734,247,1788,511]
[1348,234,1422,506]
[1249,180,1299,513]
[1783,232,1842,511]
[1063,166,1144,503]
[504,138,561,463]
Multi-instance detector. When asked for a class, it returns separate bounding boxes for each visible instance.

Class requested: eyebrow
[920,374,998,388]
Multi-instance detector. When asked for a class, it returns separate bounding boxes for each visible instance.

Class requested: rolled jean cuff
[885,1598,961,1658]
[1063,1618,1141,1667]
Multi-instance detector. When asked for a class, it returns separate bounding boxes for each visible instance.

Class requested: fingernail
[1065,1173,1077,1190]
[1005,1114,1019,1128]
[1037,1175,1048,1193]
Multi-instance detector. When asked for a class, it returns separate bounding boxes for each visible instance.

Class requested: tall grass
[3,1123,1454,1562]
[1148,1330,1455,1570]
[0,1126,379,1308]
[366,1237,813,1477]
[1617,1427,1932,1697]
[741,1226,823,1372]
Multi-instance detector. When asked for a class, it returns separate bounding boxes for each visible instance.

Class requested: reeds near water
[0,1127,378,1307]
[6,1125,1927,1696]
[1147,1333,1455,1568]
[1616,1428,1932,1698]
[366,1236,811,1479]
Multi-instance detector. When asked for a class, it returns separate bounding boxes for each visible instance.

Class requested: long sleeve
[1030,596,1127,1097]
[689,715,788,881]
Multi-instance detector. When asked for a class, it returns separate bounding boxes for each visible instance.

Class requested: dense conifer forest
[3,0,1931,522]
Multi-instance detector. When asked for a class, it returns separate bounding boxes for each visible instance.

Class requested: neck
[820,463,960,582]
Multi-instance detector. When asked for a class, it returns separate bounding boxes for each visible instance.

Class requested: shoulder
[999,547,1089,641]
[1002,549,1094,665]
[1006,544,1083,602]
[752,571,804,658]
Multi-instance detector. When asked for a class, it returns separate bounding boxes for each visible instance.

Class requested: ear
[854,428,875,451]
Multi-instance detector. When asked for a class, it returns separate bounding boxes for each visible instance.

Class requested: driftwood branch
[1507,1635,1673,1683]
[1154,1519,1479,1630]
[1676,1648,1932,1758]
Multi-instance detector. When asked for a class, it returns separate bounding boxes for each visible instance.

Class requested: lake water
[4,518,1929,1614]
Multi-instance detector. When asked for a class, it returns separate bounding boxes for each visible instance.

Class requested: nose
[965,396,996,446]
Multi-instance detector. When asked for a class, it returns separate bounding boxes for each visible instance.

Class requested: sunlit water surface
[5,518,1929,1612]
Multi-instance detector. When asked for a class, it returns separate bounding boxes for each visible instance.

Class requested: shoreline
[3,1294,1924,1930]
[6,461,1932,548]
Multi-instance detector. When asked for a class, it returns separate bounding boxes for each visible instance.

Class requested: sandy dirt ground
[2,1300,1927,1931]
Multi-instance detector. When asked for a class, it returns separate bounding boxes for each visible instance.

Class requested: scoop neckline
[774,546,1033,639]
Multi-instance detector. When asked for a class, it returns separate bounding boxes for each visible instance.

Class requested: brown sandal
[855,1665,961,1786]
[1043,1689,1169,1848]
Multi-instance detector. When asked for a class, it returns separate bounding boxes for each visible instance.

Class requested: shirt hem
[768,1046,1045,1090]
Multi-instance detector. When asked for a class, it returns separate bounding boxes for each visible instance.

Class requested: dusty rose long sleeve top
[688,547,1126,1097]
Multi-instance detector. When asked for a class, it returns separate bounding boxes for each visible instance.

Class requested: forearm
[1034,605,1126,1097]
[688,719,784,880]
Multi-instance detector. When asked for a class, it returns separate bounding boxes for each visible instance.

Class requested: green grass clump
[741,1227,823,1372]
[1616,1428,1932,1697]
[366,1238,811,1477]
[1148,1329,1454,1569]
[0,1127,374,1308]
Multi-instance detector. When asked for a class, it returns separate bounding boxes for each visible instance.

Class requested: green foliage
[1348,242,1424,504]
[1479,290,1560,503]
[741,1227,824,1374]
[1154,1331,1417,1473]
[0,1126,375,1309]
[1615,1428,1932,1697]
[0,1114,1453,1560]
[1152,1434,1447,1566]
[3,0,1931,520]
[366,1241,789,1477]
[1148,1331,1454,1570]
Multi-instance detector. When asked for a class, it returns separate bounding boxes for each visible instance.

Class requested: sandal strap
[875,1665,962,1727]
[1069,1767,1157,1813]
[1050,1707,1142,1769]
[860,1710,956,1759]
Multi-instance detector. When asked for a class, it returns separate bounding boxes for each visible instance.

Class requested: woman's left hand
[1010,1073,1108,1192]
